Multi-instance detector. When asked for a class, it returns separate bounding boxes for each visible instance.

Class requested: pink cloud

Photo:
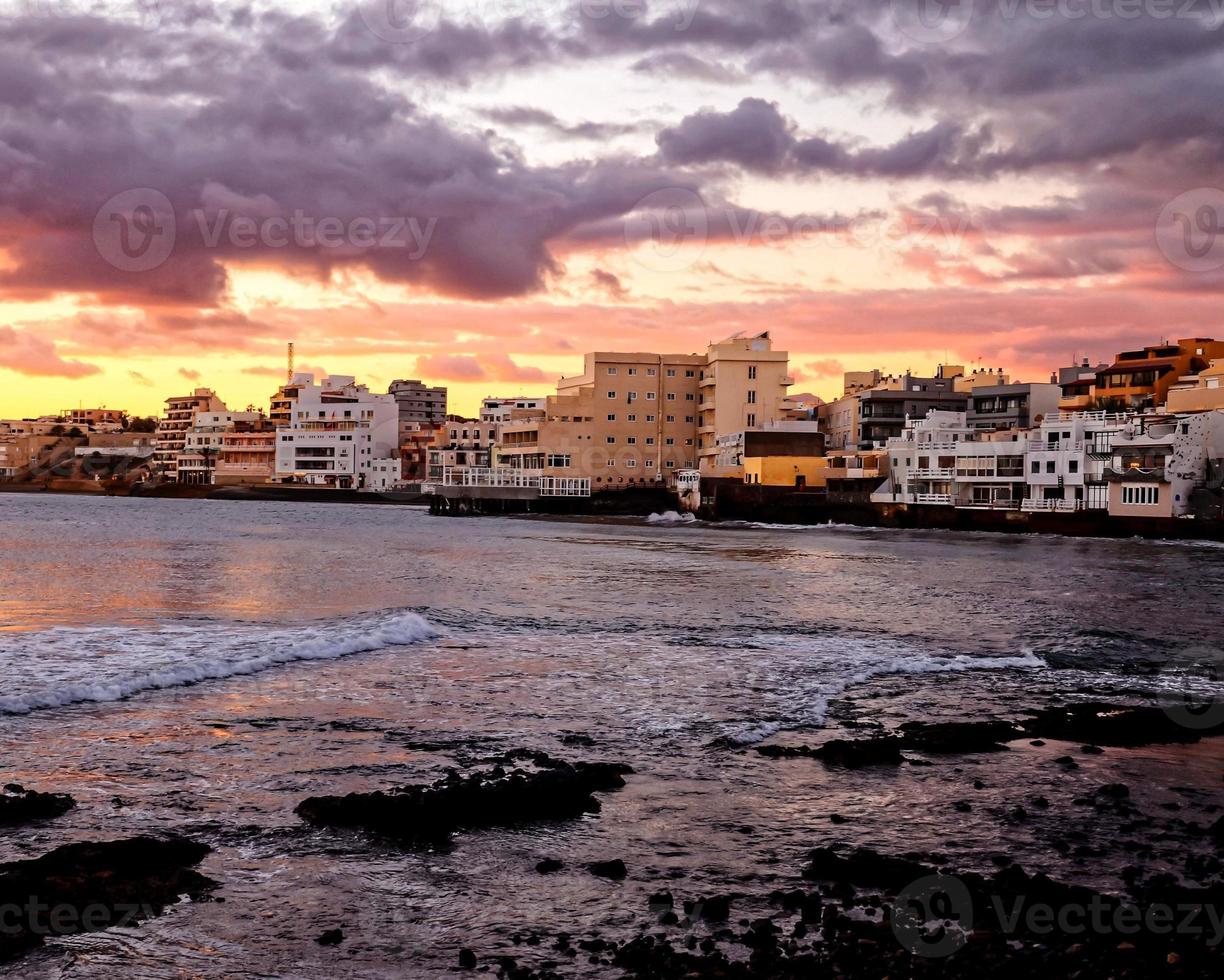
[0,327,100,379]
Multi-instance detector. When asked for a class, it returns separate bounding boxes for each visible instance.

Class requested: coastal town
[3,332,1224,533]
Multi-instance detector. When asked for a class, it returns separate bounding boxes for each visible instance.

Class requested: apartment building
[388,379,448,425]
[872,411,1028,510]
[0,433,62,478]
[154,388,227,478]
[59,408,128,431]
[176,410,265,485]
[966,382,1061,431]
[820,366,969,450]
[697,332,793,476]
[1023,411,1130,512]
[497,351,706,487]
[1103,411,1224,518]
[429,418,500,480]
[1164,360,1224,413]
[273,376,399,489]
[1056,358,1109,412]
[480,397,547,424]
[213,424,277,486]
[1094,338,1224,410]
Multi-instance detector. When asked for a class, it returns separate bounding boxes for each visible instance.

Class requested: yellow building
[697,332,793,477]
[741,427,827,488]
[1163,359,1224,413]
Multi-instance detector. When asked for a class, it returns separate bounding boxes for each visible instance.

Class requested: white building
[480,397,548,424]
[871,411,1029,510]
[176,410,265,485]
[1022,410,1130,512]
[273,376,400,490]
[1104,411,1224,518]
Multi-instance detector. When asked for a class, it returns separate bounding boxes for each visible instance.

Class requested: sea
[1,494,1222,977]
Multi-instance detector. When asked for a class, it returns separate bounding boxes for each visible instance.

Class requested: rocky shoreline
[4,695,1223,977]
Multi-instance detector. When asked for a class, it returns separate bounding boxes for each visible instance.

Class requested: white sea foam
[646,511,697,524]
[0,611,438,716]
[714,642,1045,745]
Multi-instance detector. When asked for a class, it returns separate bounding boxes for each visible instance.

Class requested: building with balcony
[176,410,266,485]
[388,379,448,425]
[1094,338,1224,410]
[820,365,969,450]
[154,388,228,479]
[273,376,399,489]
[966,382,1061,431]
[696,332,793,477]
[1103,411,1224,518]
[480,397,548,424]
[213,424,277,486]
[58,407,128,431]
[872,411,1029,510]
[1022,411,1130,512]
[1163,359,1224,414]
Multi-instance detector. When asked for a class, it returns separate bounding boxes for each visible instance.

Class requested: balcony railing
[1028,440,1085,452]
[914,492,953,505]
[911,467,954,479]
[1021,498,1080,513]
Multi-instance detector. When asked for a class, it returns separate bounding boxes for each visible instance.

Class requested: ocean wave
[646,511,698,524]
[716,646,1045,746]
[0,610,438,716]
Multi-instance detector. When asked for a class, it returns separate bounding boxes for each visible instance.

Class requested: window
[748,365,757,380]
[607,391,617,399]
[647,368,657,377]
[646,437,655,446]
[646,415,656,422]
[628,392,638,402]
[747,414,756,427]
[628,368,637,376]
[1046,461,1055,473]
[607,414,616,422]
[666,460,675,468]
[685,393,695,401]
[666,369,676,378]
[627,437,637,445]
[685,370,695,378]
[606,436,616,444]
[626,458,637,467]
[1122,485,1159,506]
[667,393,676,401]
[646,392,656,400]
[1031,460,1040,474]
[1068,460,1079,474]
[666,415,675,423]
[606,459,615,467]
[666,437,675,446]
[685,415,695,423]
[547,454,571,467]
[607,367,617,375]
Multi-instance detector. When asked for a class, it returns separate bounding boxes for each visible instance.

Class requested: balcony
[911,467,954,479]
[698,400,715,412]
[1104,465,1166,482]
[1028,439,1084,452]
[1022,498,1079,513]
[698,376,716,388]
[914,493,953,505]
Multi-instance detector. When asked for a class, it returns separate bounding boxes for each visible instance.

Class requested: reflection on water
[0,495,1222,978]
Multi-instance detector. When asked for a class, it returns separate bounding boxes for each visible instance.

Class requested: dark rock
[0,786,75,826]
[812,737,903,768]
[972,779,986,790]
[1024,702,1220,747]
[1081,744,1104,755]
[829,813,848,824]
[953,801,972,812]
[802,846,930,891]
[535,858,563,874]
[295,756,631,845]
[316,929,344,946]
[0,836,215,964]
[1053,755,1079,769]
[897,720,1021,754]
[589,859,627,880]
[648,891,674,908]
[1096,782,1130,800]
[694,895,731,921]
[559,733,595,746]
[458,947,477,969]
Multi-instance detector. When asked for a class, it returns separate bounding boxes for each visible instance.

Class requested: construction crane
[287,342,295,383]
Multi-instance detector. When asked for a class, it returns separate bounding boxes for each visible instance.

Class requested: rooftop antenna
[287,342,295,384]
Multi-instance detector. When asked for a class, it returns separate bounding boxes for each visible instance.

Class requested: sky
[2,0,1224,419]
